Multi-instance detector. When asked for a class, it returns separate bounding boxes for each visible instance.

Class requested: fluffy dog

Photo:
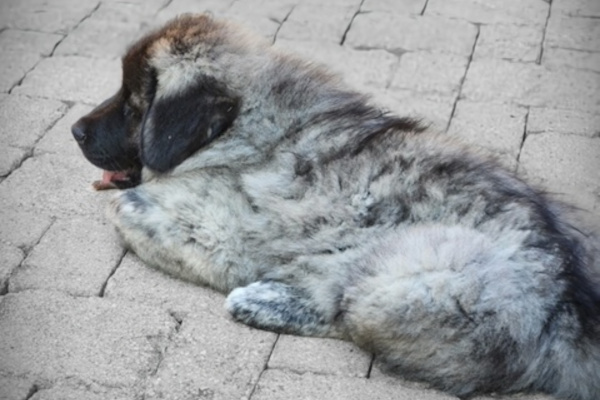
[72,14,600,399]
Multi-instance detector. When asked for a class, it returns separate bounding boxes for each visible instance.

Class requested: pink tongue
[102,170,129,183]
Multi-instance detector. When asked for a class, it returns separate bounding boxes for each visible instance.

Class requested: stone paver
[253,369,458,400]
[9,217,124,296]
[447,100,528,170]
[346,13,478,56]
[0,291,176,387]
[269,335,371,378]
[0,1,598,399]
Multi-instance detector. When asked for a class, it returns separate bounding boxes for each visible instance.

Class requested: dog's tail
[530,222,600,400]
[341,224,600,399]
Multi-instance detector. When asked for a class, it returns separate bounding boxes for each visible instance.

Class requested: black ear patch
[141,76,239,173]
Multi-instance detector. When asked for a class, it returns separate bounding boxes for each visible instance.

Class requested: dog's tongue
[92,170,130,191]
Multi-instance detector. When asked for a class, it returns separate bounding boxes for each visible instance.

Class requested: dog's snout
[71,120,88,144]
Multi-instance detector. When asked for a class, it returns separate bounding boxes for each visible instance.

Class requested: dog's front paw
[226,280,329,336]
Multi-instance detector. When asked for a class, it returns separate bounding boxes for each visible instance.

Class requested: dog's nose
[71,120,88,144]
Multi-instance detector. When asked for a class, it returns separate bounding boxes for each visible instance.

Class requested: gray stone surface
[0,50,41,93]
[13,56,121,104]
[390,52,469,97]
[462,59,600,112]
[0,375,36,400]
[447,100,528,170]
[0,1,598,399]
[253,369,458,400]
[0,29,63,56]
[9,217,123,296]
[545,14,600,52]
[346,13,478,56]
[519,133,600,219]
[143,309,277,400]
[527,108,600,137]
[361,0,426,14]
[269,335,371,377]
[277,2,358,43]
[0,241,24,294]
[275,39,398,92]
[105,252,225,319]
[427,0,549,26]
[0,291,176,386]
[474,24,543,62]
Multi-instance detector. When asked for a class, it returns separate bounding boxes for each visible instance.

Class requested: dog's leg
[226,280,337,337]
[106,177,255,292]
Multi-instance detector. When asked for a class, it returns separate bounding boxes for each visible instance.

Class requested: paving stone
[542,47,600,73]
[0,1,99,34]
[0,209,54,250]
[0,375,36,400]
[226,0,296,40]
[361,0,426,14]
[0,146,27,178]
[105,252,225,319]
[0,241,24,294]
[252,369,458,400]
[0,29,63,56]
[275,39,398,91]
[372,90,456,132]
[462,59,600,113]
[13,56,121,104]
[269,335,371,377]
[55,1,168,58]
[545,14,600,52]
[553,0,600,17]
[228,0,294,23]
[519,133,600,220]
[154,0,236,23]
[0,50,41,93]
[35,104,94,156]
[389,52,468,97]
[0,291,176,387]
[0,95,67,151]
[277,2,358,43]
[29,382,134,400]
[9,217,123,296]
[0,151,115,218]
[527,107,600,137]
[346,13,477,56]
[54,19,145,59]
[446,101,528,171]
[474,24,543,62]
[426,0,548,26]
[143,308,277,400]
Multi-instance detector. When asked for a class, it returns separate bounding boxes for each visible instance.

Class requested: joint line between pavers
[246,333,281,400]
[339,0,366,46]
[49,1,101,58]
[98,248,128,297]
[445,23,481,133]
[272,5,296,45]
[420,0,430,16]
[515,106,531,170]
[366,353,376,378]
[155,0,174,14]
[4,217,57,295]
[536,0,553,65]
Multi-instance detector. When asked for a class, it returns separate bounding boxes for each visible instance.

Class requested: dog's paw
[225,280,329,336]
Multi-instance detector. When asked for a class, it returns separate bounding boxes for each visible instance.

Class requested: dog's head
[72,14,241,189]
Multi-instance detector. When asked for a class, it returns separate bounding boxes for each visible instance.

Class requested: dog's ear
[140,76,239,173]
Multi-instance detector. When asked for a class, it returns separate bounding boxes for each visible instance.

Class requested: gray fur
[76,14,600,400]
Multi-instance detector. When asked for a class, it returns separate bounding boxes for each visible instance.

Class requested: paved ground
[0,0,599,399]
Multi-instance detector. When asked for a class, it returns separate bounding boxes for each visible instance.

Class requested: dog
[71,14,600,400]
